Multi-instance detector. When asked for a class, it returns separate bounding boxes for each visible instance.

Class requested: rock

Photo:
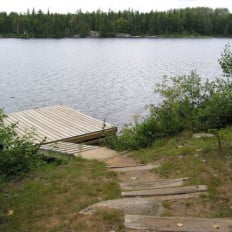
[213,224,220,229]
[115,33,131,38]
[89,30,100,37]
[177,223,184,227]
[7,209,14,216]
[193,133,215,139]
[79,198,163,216]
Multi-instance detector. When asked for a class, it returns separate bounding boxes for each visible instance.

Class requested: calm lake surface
[1,38,232,128]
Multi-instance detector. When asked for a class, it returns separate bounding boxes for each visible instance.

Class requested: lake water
[1,38,232,128]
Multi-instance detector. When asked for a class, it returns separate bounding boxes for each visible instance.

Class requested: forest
[0,7,232,38]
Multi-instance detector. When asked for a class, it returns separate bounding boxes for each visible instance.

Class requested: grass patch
[162,201,172,209]
[0,155,123,232]
[132,128,232,217]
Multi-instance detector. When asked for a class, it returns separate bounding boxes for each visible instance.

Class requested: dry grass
[133,128,232,218]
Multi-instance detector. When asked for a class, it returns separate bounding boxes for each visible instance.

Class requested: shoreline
[0,34,232,39]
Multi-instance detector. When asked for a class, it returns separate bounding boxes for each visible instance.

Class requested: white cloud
[1,0,232,13]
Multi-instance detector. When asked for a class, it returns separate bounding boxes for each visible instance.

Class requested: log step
[149,192,208,201]
[121,185,207,197]
[106,164,144,169]
[108,164,159,172]
[124,215,232,231]
[120,177,189,191]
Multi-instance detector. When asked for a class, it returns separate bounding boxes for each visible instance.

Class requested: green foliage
[107,45,232,151]
[0,109,42,179]
[154,72,207,132]
[208,129,222,151]
[210,206,232,218]
[0,7,232,37]
[219,44,232,76]
[105,115,158,150]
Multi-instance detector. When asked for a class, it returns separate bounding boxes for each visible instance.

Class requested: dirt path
[105,153,161,183]
[80,150,212,231]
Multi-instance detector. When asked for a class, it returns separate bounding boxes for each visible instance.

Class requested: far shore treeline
[0,7,232,38]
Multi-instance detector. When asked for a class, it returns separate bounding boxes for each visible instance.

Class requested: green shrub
[0,109,43,179]
[219,44,232,76]
[105,115,159,150]
[106,44,232,151]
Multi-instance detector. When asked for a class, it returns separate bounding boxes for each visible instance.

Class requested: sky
[1,0,232,13]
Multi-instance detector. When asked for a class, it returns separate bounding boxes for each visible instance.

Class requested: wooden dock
[40,141,99,155]
[4,105,117,144]
[40,141,118,161]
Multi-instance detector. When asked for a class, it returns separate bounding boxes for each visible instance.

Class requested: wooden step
[120,177,189,191]
[121,185,207,197]
[149,192,208,201]
[124,215,232,231]
[108,164,159,172]
[106,164,144,169]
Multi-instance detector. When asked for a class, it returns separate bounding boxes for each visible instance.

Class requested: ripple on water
[0,38,230,127]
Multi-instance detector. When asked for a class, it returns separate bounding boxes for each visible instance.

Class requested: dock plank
[29,108,91,133]
[40,142,98,155]
[57,105,112,127]
[39,107,100,132]
[124,215,232,231]
[4,105,116,144]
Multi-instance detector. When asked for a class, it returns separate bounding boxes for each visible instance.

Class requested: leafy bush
[105,115,159,150]
[219,44,232,76]
[0,109,43,179]
[107,44,232,151]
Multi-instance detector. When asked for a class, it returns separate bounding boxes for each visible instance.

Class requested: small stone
[177,145,183,148]
[179,155,183,159]
[131,176,137,180]
[176,223,183,227]
[7,210,14,216]
[194,154,199,157]
[213,224,219,229]
[196,149,202,152]
[202,159,206,162]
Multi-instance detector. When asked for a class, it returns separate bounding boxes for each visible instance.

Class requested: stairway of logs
[80,161,232,232]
